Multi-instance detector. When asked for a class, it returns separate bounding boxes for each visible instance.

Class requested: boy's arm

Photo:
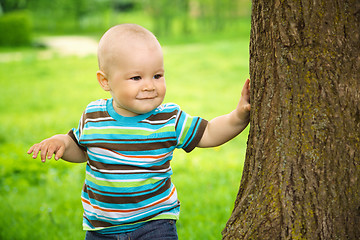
[27,134,87,163]
[197,79,251,148]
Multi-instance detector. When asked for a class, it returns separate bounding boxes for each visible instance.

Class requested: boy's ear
[97,70,111,91]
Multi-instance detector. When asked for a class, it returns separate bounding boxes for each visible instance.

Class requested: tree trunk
[223,0,360,239]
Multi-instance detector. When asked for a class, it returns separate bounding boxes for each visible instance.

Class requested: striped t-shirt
[68,98,208,234]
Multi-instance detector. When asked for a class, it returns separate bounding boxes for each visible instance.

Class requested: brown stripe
[183,118,208,153]
[88,159,170,172]
[83,139,177,151]
[86,178,168,196]
[85,110,113,120]
[67,129,87,151]
[84,178,172,204]
[85,136,177,144]
[139,110,178,124]
[84,217,115,228]
[174,110,183,130]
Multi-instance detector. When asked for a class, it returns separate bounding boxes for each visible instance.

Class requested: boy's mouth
[136,94,158,100]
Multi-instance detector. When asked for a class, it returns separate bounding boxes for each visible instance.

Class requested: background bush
[0,11,32,46]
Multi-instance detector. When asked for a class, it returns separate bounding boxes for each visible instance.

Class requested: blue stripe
[83,188,177,210]
[86,179,168,198]
[84,178,168,194]
[86,149,174,166]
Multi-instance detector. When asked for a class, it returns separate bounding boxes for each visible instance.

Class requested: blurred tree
[223,0,360,239]
[73,0,87,27]
[178,0,190,35]
[143,0,251,37]
[0,0,27,13]
[0,0,251,36]
[143,0,181,36]
[27,0,111,32]
[112,0,137,11]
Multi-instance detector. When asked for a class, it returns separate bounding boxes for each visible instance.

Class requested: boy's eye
[130,76,141,81]
[153,74,163,79]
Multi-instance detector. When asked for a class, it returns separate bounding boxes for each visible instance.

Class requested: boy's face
[101,42,166,117]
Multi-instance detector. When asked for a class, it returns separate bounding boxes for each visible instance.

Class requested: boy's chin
[135,101,163,114]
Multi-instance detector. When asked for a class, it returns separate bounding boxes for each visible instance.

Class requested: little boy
[28,24,251,240]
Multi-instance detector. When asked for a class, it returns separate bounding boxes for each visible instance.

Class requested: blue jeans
[85,220,178,240]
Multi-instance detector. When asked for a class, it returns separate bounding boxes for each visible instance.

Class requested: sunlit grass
[0,34,249,240]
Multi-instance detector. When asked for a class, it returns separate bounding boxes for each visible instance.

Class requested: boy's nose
[143,78,155,91]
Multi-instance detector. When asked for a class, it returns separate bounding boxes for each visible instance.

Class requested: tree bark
[223,0,360,239]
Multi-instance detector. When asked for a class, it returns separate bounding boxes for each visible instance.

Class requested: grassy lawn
[0,35,250,239]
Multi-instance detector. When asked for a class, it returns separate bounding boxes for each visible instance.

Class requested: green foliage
[1,0,251,36]
[26,0,115,34]
[0,0,28,13]
[0,11,32,46]
[0,29,250,239]
[142,0,251,37]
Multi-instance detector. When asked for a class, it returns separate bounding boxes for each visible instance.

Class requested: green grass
[0,35,250,240]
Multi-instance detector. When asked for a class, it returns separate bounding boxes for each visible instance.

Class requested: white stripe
[87,151,150,166]
[88,147,173,164]
[86,170,166,183]
[88,163,172,174]
[85,117,114,123]
[86,170,149,182]
[87,105,104,111]
[141,115,176,124]
[162,103,178,110]
[84,125,172,132]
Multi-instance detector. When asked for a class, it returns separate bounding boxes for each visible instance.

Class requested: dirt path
[40,36,98,57]
[0,36,98,62]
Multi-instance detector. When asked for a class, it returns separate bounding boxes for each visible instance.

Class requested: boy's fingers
[55,146,65,161]
[242,87,250,100]
[40,145,49,162]
[242,79,250,91]
[27,145,35,154]
[46,145,57,160]
[245,79,250,91]
[28,138,65,162]
[48,144,63,160]
[30,144,41,159]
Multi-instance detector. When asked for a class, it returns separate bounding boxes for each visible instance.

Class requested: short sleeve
[175,108,208,153]
[67,111,87,151]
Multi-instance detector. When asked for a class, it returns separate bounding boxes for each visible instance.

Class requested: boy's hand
[237,78,251,116]
[27,135,67,162]
[197,79,251,148]
[234,78,251,127]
